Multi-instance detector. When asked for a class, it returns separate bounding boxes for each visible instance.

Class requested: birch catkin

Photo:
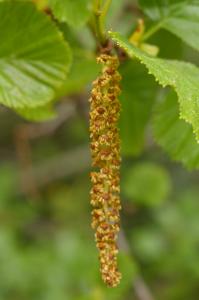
[89,54,122,287]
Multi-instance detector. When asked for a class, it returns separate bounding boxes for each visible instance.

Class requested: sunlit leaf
[109,32,199,142]
[0,1,72,109]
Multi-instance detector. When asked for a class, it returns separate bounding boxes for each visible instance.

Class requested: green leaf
[48,0,91,28]
[16,103,57,122]
[139,0,199,52]
[0,164,17,203]
[153,91,199,169]
[120,60,158,156]
[123,162,171,206]
[131,228,167,262]
[58,50,100,97]
[109,32,199,141]
[150,29,183,60]
[0,1,72,109]
[56,23,100,95]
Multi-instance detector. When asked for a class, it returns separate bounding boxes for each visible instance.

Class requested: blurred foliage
[123,162,171,206]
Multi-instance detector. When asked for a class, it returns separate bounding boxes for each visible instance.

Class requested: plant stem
[142,21,163,42]
[101,0,112,19]
[91,0,112,46]
[119,229,155,300]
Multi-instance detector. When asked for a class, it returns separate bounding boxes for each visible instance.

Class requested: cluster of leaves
[113,0,199,171]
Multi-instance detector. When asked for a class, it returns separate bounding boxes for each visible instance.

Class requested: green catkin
[89,54,122,287]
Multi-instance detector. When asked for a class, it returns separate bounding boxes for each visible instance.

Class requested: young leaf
[48,0,91,28]
[0,1,72,109]
[109,32,199,142]
[120,60,158,156]
[153,91,199,170]
[139,0,199,52]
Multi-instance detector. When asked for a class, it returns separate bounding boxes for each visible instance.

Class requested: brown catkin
[89,54,122,287]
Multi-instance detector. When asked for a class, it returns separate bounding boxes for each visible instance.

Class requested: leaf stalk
[142,21,163,41]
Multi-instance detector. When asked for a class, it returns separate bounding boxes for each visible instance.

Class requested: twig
[133,277,155,300]
[32,145,90,187]
[15,126,39,198]
[118,229,155,300]
[14,100,77,197]
[23,100,76,139]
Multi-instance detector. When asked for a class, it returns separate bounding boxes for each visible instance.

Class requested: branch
[14,100,77,196]
[32,145,90,187]
[118,229,155,300]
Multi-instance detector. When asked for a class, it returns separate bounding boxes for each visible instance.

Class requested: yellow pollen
[89,54,122,287]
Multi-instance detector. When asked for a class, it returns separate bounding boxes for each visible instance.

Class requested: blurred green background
[1,1,199,299]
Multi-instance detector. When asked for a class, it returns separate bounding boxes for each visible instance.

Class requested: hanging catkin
[89,53,122,287]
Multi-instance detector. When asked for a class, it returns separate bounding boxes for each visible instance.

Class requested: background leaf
[123,162,171,206]
[109,32,199,142]
[48,0,91,28]
[153,91,199,169]
[54,22,100,97]
[139,0,199,52]
[120,60,158,156]
[0,1,72,110]
[58,49,100,97]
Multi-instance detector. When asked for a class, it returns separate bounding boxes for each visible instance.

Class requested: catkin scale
[89,54,122,287]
